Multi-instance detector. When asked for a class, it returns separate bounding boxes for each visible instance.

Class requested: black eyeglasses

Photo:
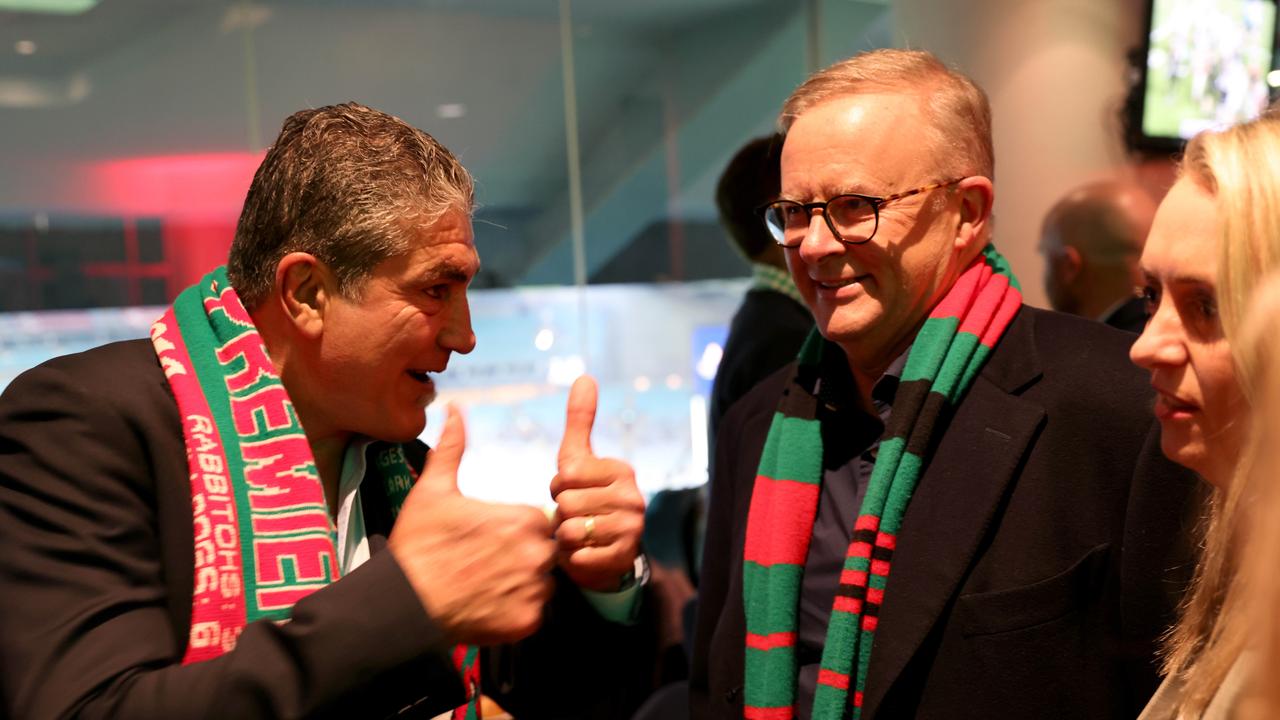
[758,177,966,247]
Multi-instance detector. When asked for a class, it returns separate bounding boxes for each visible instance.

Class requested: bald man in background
[1040,180,1158,333]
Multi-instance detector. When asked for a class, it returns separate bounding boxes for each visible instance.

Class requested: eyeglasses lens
[764,197,877,246]
[827,196,876,243]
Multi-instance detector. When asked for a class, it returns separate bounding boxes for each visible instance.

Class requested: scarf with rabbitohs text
[150,266,481,720]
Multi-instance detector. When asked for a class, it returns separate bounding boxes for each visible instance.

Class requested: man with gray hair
[0,103,651,719]
[691,50,1196,719]
[1040,180,1158,333]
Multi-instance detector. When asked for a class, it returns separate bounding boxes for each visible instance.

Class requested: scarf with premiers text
[742,245,1022,720]
[150,266,480,720]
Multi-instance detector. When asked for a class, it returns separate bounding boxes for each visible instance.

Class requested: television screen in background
[1143,0,1278,143]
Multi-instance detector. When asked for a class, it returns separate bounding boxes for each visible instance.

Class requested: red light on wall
[87,151,265,220]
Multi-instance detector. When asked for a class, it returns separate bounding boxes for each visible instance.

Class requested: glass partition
[0,0,893,495]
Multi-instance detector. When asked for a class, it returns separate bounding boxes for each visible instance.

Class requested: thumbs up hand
[552,376,646,592]
[389,404,556,645]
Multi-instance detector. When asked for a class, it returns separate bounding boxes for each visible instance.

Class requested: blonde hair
[779,49,994,183]
[1161,109,1280,718]
[1233,276,1280,719]
[1201,113,1280,397]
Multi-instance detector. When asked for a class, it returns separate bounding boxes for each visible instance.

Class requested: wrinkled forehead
[381,209,480,276]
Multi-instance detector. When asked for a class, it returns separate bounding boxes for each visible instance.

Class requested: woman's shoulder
[1136,674,1185,720]
[1140,652,1256,720]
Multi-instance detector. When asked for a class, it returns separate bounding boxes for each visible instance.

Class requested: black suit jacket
[690,306,1199,720]
[708,288,814,449]
[0,339,653,720]
[1103,296,1148,335]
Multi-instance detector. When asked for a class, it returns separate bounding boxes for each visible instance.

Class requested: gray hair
[780,49,994,182]
[228,102,474,308]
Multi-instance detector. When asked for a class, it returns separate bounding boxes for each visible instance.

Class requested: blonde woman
[1130,109,1280,718]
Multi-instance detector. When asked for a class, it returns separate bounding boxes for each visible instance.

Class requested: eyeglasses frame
[758,177,968,247]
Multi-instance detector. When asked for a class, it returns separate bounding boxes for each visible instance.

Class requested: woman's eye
[1178,288,1223,338]
[1196,294,1219,320]
[1138,284,1159,317]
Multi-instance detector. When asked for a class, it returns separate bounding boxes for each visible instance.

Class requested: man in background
[708,134,814,447]
[658,134,815,586]
[650,135,816,589]
[1040,179,1158,332]
[637,136,816,714]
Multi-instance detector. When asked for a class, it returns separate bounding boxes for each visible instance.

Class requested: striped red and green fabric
[151,266,480,718]
[743,245,1021,719]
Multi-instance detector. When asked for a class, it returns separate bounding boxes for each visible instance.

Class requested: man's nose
[440,299,477,355]
[796,210,844,263]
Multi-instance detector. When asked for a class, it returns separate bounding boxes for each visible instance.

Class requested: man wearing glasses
[691,49,1197,720]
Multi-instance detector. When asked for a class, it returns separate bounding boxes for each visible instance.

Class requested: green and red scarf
[150,266,480,720]
[743,245,1022,719]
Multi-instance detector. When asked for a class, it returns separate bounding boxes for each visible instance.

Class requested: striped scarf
[742,245,1021,719]
[150,266,480,720]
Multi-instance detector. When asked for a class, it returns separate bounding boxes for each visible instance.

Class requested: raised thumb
[558,375,597,468]
[418,403,466,493]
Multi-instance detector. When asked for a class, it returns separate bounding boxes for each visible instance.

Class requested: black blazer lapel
[861,308,1046,719]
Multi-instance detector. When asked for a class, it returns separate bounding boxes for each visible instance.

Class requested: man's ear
[1057,245,1083,284]
[274,252,331,339]
[954,175,995,260]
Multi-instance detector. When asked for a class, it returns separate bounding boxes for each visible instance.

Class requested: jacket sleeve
[479,568,659,720]
[0,359,465,720]
[689,395,744,720]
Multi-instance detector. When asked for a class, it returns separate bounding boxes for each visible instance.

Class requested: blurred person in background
[653,133,814,663]
[0,102,653,720]
[1129,109,1280,719]
[633,133,817,720]
[692,48,1197,720]
[1039,179,1158,333]
[708,133,815,448]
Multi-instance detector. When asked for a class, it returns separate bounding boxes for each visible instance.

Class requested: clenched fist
[388,405,556,645]
[551,376,646,592]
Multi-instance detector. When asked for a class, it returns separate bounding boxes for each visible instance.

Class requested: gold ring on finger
[583,515,596,546]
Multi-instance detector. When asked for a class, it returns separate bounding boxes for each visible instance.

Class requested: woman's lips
[1153,390,1197,421]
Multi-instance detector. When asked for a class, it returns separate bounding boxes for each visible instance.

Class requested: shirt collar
[335,437,376,576]
[816,342,911,414]
[872,345,911,407]
[339,437,376,499]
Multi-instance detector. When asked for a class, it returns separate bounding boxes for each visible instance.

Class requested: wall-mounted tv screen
[1137,0,1278,151]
